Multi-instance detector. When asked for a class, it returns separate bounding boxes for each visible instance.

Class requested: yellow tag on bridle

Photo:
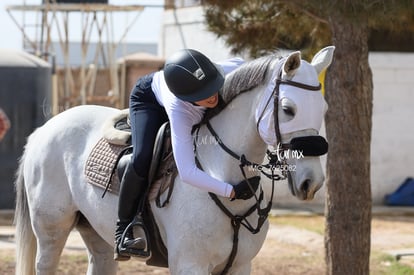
[318,68,326,96]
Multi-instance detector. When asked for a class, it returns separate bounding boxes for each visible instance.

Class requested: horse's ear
[283,51,301,78]
[311,46,335,74]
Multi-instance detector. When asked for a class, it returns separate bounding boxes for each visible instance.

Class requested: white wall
[369,53,414,204]
[161,7,414,205]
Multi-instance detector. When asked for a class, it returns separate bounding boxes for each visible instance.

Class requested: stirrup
[114,248,131,261]
[118,215,151,260]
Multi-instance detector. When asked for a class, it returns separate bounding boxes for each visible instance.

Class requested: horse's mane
[200,54,280,124]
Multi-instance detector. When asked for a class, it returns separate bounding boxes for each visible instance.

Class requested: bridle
[273,70,322,149]
[193,67,328,275]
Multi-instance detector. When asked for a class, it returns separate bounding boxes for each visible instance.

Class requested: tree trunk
[324,15,373,275]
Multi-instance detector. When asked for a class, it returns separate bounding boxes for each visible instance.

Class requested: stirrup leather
[118,215,151,260]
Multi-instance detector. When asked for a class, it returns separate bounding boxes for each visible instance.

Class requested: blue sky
[0,0,164,50]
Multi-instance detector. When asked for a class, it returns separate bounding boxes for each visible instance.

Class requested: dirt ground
[1,210,414,275]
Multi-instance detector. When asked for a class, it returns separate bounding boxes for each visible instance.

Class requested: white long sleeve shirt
[151,57,244,197]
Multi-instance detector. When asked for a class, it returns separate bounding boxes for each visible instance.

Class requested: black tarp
[0,50,51,209]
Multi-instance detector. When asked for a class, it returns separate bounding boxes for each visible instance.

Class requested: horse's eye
[280,98,296,119]
[282,106,295,117]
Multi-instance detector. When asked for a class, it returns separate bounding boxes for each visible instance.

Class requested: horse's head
[201,47,334,200]
[257,46,335,200]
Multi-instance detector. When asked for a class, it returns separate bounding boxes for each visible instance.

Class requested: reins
[203,121,281,231]
[194,125,282,275]
[193,122,284,275]
[193,68,323,275]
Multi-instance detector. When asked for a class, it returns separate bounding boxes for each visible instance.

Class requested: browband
[276,78,322,91]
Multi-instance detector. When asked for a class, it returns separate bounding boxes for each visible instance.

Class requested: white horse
[14,46,334,275]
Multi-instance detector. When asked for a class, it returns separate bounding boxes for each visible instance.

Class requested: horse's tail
[14,146,36,275]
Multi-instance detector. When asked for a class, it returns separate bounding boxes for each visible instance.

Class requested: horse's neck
[196,89,266,183]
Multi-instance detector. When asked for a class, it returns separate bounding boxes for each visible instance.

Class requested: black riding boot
[114,162,148,261]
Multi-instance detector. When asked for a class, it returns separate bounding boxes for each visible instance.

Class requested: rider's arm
[169,106,234,198]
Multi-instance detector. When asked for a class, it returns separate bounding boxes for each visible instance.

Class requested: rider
[114,49,258,261]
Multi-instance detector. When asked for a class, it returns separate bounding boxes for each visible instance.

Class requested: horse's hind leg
[31,209,78,275]
[76,214,118,275]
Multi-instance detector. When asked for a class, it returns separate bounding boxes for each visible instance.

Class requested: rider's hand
[232,176,261,200]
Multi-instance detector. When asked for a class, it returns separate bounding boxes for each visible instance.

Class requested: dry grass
[1,215,413,274]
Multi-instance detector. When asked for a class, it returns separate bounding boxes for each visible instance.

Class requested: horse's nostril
[301,179,310,194]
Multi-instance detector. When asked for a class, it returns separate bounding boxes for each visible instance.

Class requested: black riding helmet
[163,49,225,102]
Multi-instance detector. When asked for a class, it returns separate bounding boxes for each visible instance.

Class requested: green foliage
[204,0,329,58]
[203,0,414,58]
[371,253,414,275]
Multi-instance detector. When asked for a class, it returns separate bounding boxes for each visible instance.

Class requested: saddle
[84,109,175,267]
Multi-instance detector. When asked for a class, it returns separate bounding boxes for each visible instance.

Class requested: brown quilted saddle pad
[84,111,177,203]
[84,138,128,195]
